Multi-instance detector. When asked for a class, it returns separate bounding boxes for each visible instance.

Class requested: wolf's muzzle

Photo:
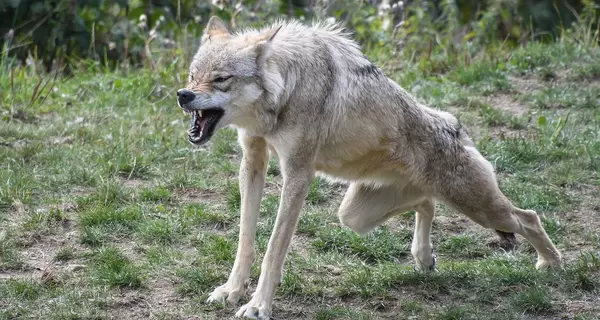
[177,89,196,106]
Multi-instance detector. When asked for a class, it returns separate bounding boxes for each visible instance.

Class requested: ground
[1,38,600,320]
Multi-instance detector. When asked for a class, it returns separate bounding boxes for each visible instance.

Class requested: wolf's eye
[213,76,232,83]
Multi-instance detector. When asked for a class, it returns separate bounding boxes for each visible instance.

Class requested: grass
[88,245,145,289]
[53,245,76,262]
[1,17,600,320]
[312,225,412,263]
[512,286,554,314]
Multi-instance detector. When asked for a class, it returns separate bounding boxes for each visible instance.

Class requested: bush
[1,0,214,71]
[0,0,599,73]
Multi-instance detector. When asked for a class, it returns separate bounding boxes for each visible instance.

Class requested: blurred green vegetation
[0,0,599,73]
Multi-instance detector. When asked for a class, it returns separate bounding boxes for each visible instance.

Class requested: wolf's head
[177,16,282,146]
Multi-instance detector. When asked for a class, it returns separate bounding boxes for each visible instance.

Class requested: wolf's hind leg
[438,149,562,269]
[337,183,436,269]
[456,198,561,269]
[337,183,424,235]
[511,207,562,268]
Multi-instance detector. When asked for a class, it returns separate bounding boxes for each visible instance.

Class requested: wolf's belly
[314,152,407,186]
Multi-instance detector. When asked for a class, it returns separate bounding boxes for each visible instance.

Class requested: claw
[235,298,272,320]
[206,283,245,306]
[429,247,437,271]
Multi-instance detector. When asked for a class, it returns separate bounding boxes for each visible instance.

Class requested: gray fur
[178,17,562,320]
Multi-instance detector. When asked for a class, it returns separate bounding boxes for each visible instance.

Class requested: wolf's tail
[495,230,518,250]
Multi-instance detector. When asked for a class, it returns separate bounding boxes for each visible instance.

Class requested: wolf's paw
[413,247,436,271]
[535,257,562,270]
[206,282,246,305]
[235,297,272,320]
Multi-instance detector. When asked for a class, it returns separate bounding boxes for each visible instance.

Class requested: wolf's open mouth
[187,108,224,145]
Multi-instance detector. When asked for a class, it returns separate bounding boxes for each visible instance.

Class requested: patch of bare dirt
[557,185,600,264]
[1,228,88,288]
[551,68,573,84]
[174,187,222,204]
[463,117,538,145]
[509,75,545,93]
[120,178,154,190]
[263,180,283,197]
[565,298,600,317]
[48,135,74,145]
[145,278,182,311]
[434,213,479,235]
[524,68,600,90]
[20,234,64,270]
[4,198,79,231]
[105,278,186,320]
[290,233,312,257]
[0,138,33,149]
[5,200,28,227]
[0,198,91,285]
[67,186,93,198]
[551,68,600,87]
[485,94,529,117]
[489,126,538,140]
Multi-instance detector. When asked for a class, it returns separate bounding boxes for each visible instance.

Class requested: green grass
[78,204,141,230]
[314,306,374,320]
[54,245,76,262]
[0,21,599,320]
[0,232,25,271]
[512,286,554,314]
[0,278,44,300]
[449,60,511,94]
[88,245,145,288]
[522,84,600,109]
[140,186,172,203]
[438,233,493,259]
[175,264,227,297]
[312,225,412,263]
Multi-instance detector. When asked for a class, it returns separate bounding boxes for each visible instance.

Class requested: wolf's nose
[177,89,196,105]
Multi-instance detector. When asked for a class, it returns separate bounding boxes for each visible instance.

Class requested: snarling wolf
[177,16,562,319]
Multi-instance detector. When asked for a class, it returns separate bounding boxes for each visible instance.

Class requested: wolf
[176,16,562,319]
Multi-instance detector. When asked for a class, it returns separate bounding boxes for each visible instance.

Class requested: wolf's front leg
[236,162,314,320]
[206,135,269,305]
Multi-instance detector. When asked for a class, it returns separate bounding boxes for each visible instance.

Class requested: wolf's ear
[201,16,230,43]
[255,25,282,68]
